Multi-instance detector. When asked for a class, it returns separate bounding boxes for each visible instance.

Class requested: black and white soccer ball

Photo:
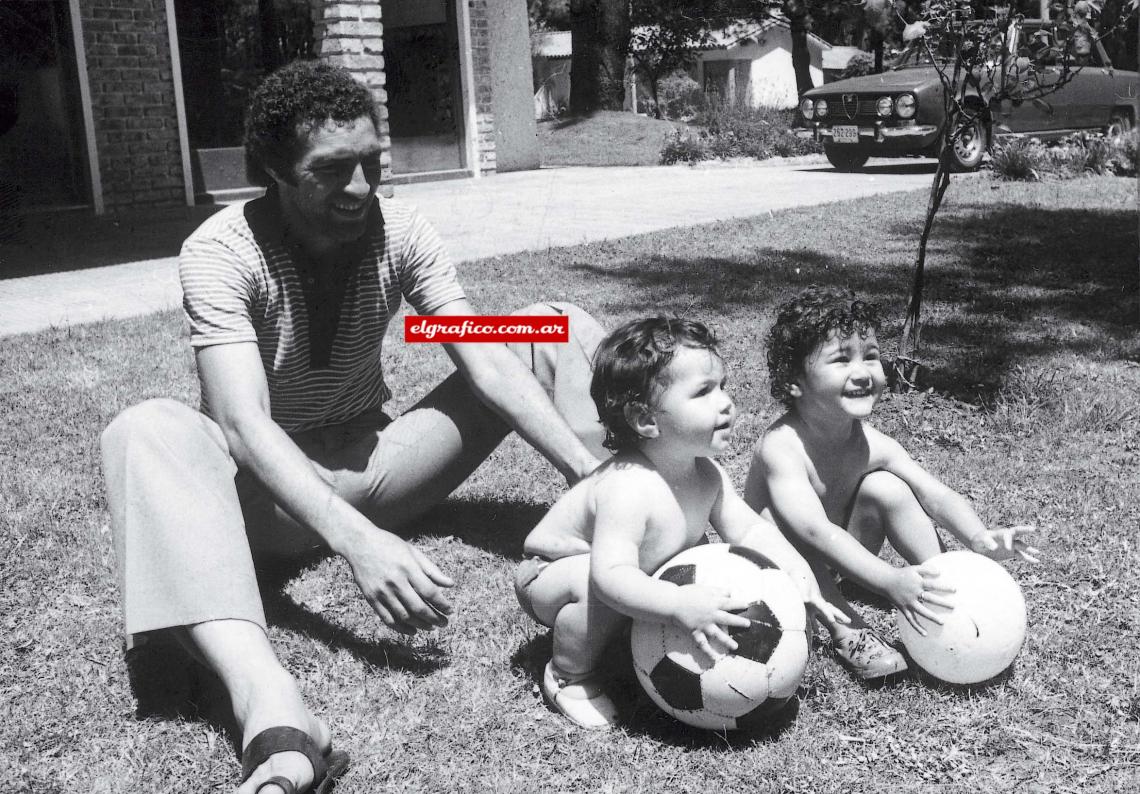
[630,544,809,731]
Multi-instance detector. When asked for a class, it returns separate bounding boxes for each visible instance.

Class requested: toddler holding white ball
[744,288,1039,680]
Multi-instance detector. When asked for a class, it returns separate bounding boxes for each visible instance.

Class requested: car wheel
[824,145,870,172]
[1106,110,1134,143]
[948,112,989,172]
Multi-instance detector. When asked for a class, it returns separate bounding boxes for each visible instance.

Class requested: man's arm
[429,299,600,484]
[196,342,454,634]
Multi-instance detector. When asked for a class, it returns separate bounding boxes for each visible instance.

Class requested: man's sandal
[241,726,351,794]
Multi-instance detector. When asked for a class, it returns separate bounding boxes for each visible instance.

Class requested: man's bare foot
[234,670,332,794]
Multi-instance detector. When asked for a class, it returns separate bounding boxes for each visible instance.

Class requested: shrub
[657,71,703,121]
[637,70,704,121]
[695,102,821,160]
[989,138,1048,180]
[839,51,875,80]
[1110,130,1138,177]
[660,129,710,164]
[988,133,1136,180]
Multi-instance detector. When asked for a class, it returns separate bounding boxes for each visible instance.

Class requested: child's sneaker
[542,662,618,729]
[833,628,908,679]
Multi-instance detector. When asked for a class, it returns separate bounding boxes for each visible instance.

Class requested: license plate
[832,125,859,143]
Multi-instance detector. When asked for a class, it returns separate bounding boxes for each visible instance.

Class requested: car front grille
[819,96,881,123]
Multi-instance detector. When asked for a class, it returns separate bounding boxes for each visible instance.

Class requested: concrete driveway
[0,158,940,337]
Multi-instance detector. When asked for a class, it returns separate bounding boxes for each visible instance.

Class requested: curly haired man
[101,61,606,794]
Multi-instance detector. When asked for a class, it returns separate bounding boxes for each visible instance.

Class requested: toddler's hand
[971,525,1039,563]
[889,564,956,635]
[671,585,752,660]
[806,592,851,628]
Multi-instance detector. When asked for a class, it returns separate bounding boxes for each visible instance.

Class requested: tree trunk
[895,110,955,391]
[568,0,631,114]
[783,1,814,96]
[258,0,282,71]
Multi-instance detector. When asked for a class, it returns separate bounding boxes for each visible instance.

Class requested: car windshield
[889,41,951,69]
[889,23,1008,70]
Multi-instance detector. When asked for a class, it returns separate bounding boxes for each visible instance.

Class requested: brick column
[79,0,186,212]
[468,0,496,175]
[312,1,392,196]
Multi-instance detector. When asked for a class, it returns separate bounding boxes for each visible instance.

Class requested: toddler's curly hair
[767,288,882,408]
[244,60,380,187]
[591,317,720,453]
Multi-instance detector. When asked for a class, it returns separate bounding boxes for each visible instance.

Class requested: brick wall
[312,0,394,196]
[79,0,185,211]
[468,0,496,175]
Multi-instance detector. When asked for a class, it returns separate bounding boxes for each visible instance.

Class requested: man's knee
[101,399,229,470]
[102,398,190,451]
[511,302,604,344]
[510,301,572,318]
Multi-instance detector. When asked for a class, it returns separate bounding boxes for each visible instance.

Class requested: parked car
[795,19,1139,171]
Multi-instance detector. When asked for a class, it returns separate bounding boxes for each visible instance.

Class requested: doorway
[0,1,90,212]
[385,0,466,175]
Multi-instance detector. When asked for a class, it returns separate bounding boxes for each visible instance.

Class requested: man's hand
[971,525,1039,563]
[888,564,956,635]
[670,585,752,661]
[344,530,456,634]
[565,452,603,486]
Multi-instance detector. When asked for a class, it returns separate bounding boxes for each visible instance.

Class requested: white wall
[698,28,825,109]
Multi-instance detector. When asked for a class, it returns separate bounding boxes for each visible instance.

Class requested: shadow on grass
[123,493,547,732]
[412,497,548,561]
[544,113,598,132]
[570,199,1137,403]
[126,635,239,741]
[797,160,940,176]
[261,587,448,675]
[900,652,1020,692]
[510,626,800,748]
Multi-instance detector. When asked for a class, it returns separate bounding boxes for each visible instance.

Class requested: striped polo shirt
[179,191,465,432]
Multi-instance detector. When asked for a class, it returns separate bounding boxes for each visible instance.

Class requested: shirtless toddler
[515,316,843,728]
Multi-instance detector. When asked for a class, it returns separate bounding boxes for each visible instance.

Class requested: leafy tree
[892,0,1138,388]
[629,3,716,117]
[628,1,773,117]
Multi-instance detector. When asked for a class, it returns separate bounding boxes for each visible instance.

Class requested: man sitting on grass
[101,61,605,794]
[744,288,1039,680]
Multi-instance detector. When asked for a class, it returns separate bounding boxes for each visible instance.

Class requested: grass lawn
[538,110,683,167]
[2,175,1138,792]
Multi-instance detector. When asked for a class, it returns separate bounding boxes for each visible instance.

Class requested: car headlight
[815,99,828,118]
[895,94,916,119]
[876,96,893,117]
[800,98,814,119]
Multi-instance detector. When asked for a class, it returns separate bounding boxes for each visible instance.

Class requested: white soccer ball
[896,550,1027,685]
[630,544,809,731]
